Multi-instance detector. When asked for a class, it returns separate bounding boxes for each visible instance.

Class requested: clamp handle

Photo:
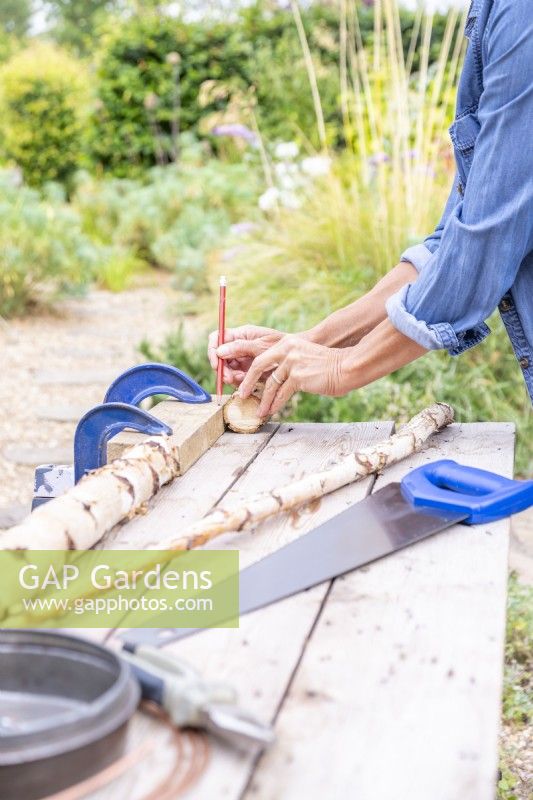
[104,363,210,406]
[74,402,172,482]
[401,459,533,524]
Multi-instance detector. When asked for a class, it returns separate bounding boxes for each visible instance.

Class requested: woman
[208,0,533,417]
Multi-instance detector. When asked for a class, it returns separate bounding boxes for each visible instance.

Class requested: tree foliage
[0,42,89,186]
[44,0,120,55]
[0,0,32,38]
[90,13,251,175]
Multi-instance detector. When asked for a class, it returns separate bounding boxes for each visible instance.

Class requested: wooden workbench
[89,420,514,800]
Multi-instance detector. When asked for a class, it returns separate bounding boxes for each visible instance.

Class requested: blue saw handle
[401,460,533,524]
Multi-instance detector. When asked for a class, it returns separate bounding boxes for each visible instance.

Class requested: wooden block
[107,398,227,475]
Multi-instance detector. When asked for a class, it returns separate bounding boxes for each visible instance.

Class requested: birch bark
[167,402,454,551]
[0,439,178,550]
[0,403,453,551]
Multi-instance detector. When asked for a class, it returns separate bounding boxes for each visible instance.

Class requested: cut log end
[223,393,267,434]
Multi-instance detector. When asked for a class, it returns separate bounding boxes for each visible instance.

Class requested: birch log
[223,393,266,433]
[0,403,453,551]
[168,402,454,551]
[0,438,179,550]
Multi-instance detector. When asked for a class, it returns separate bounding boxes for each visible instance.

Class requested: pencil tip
[219,275,227,287]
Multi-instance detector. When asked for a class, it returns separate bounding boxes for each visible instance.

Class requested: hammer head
[32,464,74,510]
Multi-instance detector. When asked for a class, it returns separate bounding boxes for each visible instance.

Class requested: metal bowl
[0,630,140,800]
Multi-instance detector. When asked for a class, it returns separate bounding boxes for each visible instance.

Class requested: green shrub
[73,150,260,289]
[0,176,99,316]
[503,573,533,727]
[257,1,458,145]
[150,205,230,291]
[238,1,461,145]
[0,43,89,187]
[90,4,458,171]
[93,250,145,292]
[245,16,342,147]
[0,0,31,39]
[0,32,23,65]
[44,0,118,56]
[90,14,251,175]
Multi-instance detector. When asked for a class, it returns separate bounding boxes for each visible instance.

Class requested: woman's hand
[238,335,345,417]
[208,324,285,386]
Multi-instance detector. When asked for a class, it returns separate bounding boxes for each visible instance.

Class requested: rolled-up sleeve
[400,172,462,272]
[388,0,533,356]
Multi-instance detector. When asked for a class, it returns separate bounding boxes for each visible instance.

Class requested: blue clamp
[74,402,172,483]
[33,363,208,510]
[104,363,210,407]
[33,402,173,509]
[401,459,533,524]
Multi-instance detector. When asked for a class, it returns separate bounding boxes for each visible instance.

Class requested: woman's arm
[304,261,417,348]
[337,319,427,393]
[209,261,417,384]
[237,319,427,418]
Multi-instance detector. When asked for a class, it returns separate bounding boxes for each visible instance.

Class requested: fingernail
[217,345,229,357]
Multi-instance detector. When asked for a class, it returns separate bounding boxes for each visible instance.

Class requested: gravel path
[0,275,179,517]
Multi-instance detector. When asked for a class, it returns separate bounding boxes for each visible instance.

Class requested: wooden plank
[79,426,278,652]
[62,427,280,794]
[107,398,227,476]
[249,423,514,800]
[100,423,278,549]
[117,421,392,800]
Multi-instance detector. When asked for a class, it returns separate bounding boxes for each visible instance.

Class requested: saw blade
[122,482,467,649]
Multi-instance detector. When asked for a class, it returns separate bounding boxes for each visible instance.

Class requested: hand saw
[122,459,533,649]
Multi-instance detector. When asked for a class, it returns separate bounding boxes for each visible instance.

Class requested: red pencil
[216,275,227,404]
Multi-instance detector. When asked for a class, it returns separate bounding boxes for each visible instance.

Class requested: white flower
[274,141,299,160]
[275,162,306,192]
[1,167,23,188]
[258,187,280,211]
[301,155,332,177]
[279,190,301,210]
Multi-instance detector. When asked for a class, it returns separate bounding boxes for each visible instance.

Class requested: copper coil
[140,701,210,800]
[43,703,210,800]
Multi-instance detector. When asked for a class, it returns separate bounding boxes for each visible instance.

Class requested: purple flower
[221,246,246,262]
[368,152,390,166]
[211,124,258,145]
[230,221,258,236]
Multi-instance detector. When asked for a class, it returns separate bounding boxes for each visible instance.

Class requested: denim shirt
[386,0,533,402]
